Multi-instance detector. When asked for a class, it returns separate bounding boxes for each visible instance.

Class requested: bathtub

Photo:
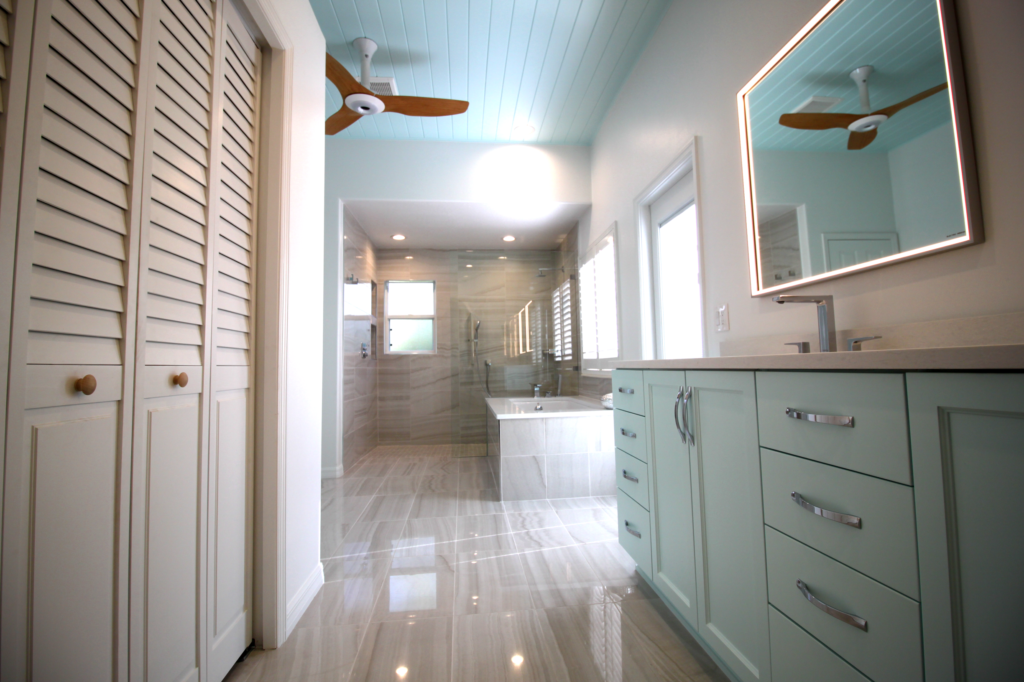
[485,396,615,501]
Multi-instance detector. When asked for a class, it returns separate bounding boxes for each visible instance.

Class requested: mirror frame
[737,0,983,297]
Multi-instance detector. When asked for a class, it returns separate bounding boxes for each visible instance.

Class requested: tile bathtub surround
[225,443,729,682]
[494,413,616,501]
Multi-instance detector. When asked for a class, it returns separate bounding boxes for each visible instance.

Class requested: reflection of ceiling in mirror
[749,0,950,153]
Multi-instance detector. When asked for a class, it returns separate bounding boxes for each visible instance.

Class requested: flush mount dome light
[503,235,516,242]
[392,234,406,241]
[848,113,888,132]
[345,92,385,116]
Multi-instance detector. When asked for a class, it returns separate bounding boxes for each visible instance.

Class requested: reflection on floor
[226,444,729,682]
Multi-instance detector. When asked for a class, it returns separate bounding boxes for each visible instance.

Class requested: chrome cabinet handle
[624,521,641,539]
[792,492,862,529]
[682,387,694,446]
[622,470,639,484]
[786,407,854,428]
[674,387,686,443]
[618,387,635,395]
[619,428,637,439]
[796,580,867,631]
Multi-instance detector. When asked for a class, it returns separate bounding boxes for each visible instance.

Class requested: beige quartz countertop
[612,344,1024,372]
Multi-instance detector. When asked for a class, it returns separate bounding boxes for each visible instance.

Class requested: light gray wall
[322,197,343,477]
[588,0,1024,357]
[754,149,898,276]
[888,122,964,251]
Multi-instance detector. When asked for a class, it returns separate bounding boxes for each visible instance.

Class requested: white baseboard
[321,464,343,479]
[285,562,324,638]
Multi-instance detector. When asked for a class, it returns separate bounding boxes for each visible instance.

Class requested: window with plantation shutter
[580,227,620,372]
[552,277,573,362]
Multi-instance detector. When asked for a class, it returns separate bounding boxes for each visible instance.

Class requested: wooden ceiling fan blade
[874,82,948,118]
[848,128,877,150]
[325,107,360,135]
[381,95,469,117]
[326,52,370,97]
[779,112,861,130]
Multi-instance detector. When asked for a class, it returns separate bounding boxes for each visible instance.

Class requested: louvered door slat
[158,44,210,110]
[155,90,207,148]
[165,0,210,55]
[49,24,133,109]
[148,270,203,305]
[44,81,131,159]
[222,85,251,127]
[36,204,126,260]
[42,111,129,183]
[156,60,210,129]
[34,233,125,286]
[52,0,135,86]
[46,52,132,134]
[30,299,122,338]
[219,166,250,203]
[65,0,137,64]
[27,332,121,364]
[39,142,127,208]
[158,23,210,90]
[146,317,201,345]
[160,0,210,72]
[151,202,205,244]
[149,248,204,284]
[218,149,250,189]
[220,131,250,172]
[179,0,211,36]
[96,0,138,40]
[153,155,207,206]
[150,224,204,264]
[147,293,203,325]
[215,291,247,317]
[218,219,249,252]
[217,256,247,283]
[154,110,208,167]
[217,235,248,267]
[216,273,248,300]
[31,267,124,313]
[38,173,125,234]
[154,133,207,186]
[214,308,247,333]
[152,177,205,223]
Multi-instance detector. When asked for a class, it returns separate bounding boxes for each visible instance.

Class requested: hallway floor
[226,445,728,681]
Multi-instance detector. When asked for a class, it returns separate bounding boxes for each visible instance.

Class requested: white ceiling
[345,200,589,250]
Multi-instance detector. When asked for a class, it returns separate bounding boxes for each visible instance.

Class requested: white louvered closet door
[0,0,146,679]
[128,0,217,681]
[207,2,259,678]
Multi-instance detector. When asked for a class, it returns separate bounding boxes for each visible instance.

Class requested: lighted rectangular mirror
[738,0,981,296]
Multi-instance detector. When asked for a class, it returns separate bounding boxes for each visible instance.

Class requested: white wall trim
[322,464,343,480]
[285,562,323,637]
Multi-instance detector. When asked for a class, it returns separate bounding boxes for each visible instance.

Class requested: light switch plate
[716,304,730,332]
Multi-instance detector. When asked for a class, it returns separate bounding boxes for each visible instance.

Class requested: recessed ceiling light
[396,666,408,678]
[405,256,414,260]
[498,256,507,260]
[392,234,406,241]
[466,264,473,268]
[503,235,516,242]
[511,654,524,666]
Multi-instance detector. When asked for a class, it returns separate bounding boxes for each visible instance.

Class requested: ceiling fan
[778,66,948,150]
[325,38,469,135]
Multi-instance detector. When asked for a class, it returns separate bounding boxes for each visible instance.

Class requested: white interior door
[1,0,146,678]
[129,0,217,680]
[207,2,260,678]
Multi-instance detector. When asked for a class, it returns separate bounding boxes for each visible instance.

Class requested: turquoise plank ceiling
[313,0,671,144]
[749,0,952,153]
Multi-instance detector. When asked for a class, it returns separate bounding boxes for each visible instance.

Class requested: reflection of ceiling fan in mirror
[325,38,469,135]
[778,66,948,150]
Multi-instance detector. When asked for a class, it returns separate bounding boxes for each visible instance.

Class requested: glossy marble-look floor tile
[224,444,728,682]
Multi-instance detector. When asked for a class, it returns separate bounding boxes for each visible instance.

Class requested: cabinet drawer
[615,449,649,510]
[766,527,922,682]
[616,489,652,577]
[614,409,647,462]
[762,448,919,599]
[769,607,869,682]
[612,370,645,415]
[757,372,911,484]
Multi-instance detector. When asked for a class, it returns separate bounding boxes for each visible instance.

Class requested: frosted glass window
[387,281,435,316]
[385,280,436,354]
[388,319,435,353]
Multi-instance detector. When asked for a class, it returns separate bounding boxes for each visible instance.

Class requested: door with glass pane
[650,173,704,359]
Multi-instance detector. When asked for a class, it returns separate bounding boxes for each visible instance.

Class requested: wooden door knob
[74,374,97,395]
[173,372,189,388]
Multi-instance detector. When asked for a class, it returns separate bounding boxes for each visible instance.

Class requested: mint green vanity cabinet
[768,607,869,682]
[611,369,646,415]
[908,373,1024,682]
[757,372,911,484]
[642,370,698,629]
[686,371,771,682]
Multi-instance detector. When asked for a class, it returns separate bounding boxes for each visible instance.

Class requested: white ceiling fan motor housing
[848,114,888,132]
[345,92,385,116]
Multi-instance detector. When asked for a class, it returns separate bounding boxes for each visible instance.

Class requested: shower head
[475,320,481,332]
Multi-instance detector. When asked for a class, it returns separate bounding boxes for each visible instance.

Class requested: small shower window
[385,281,436,354]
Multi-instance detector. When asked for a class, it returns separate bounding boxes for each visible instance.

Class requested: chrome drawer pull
[622,470,639,484]
[620,428,637,439]
[624,521,642,539]
[796,580,868,631]
[618,387,635,395]
[785,407,854,428]
[792,492,862,529]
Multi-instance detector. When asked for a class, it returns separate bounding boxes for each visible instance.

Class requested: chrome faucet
[772,295,837,352]
[532,383,543,399]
